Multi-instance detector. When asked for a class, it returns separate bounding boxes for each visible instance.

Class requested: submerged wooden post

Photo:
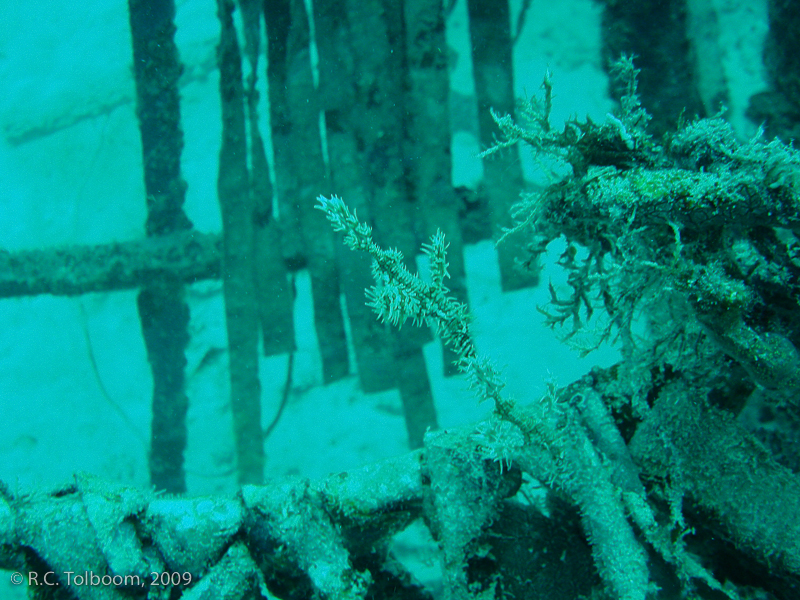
[128,0,193,493]
[467,0,537,291]
[217,0,264,485]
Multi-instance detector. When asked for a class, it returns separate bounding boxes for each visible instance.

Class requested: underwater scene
[1,0,799,598]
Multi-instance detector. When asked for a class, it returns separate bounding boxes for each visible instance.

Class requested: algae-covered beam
[0,230,221,298]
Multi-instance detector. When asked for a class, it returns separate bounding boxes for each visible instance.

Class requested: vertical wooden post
[128,0,192,493]
[467,0,537,291]
[750,0,800,140]
[276,0,350,384]
[291,0,350,383]
[341,0,439,448]
[217,0,264,484]
[239,0,296,356]
[600,0,705,135]
[313,0,396,393]
[404,0,467,377]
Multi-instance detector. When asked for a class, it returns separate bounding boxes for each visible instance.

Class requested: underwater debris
[4,58,800,600]
[318,57,800,599]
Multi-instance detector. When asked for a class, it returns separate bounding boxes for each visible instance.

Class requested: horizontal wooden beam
[0,230,221,298]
